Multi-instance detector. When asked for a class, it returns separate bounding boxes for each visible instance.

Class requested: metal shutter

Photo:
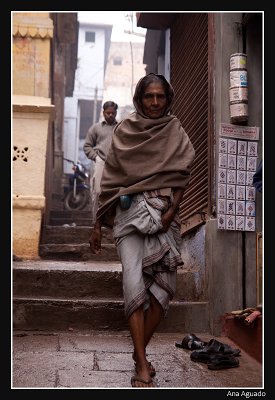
[170,13,209,234]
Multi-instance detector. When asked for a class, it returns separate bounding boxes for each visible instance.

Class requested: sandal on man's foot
[131,375,156,388]
[134,361,156,377]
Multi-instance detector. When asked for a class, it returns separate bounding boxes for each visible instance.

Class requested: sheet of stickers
[217,123,259,231]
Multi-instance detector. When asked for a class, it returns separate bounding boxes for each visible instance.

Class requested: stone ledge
[13,95,55,115]
[13,195,45,210]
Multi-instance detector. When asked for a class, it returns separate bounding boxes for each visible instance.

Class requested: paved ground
[12,329,263,392]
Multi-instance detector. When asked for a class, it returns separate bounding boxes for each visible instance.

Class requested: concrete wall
[12,13,55,258]
[180,227,207,301]
[207,13,263,334]
[178,13,262,335]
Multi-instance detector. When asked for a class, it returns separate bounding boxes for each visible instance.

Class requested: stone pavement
[12,329,263,390]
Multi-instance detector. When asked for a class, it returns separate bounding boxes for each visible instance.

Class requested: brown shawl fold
[97,112,195,227]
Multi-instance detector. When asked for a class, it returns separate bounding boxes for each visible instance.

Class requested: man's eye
[143,94,166,100]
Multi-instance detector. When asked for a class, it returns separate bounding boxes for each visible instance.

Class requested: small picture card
[236,216,245,231]
[218,183,226,199]
[226,184,235,199]
[218,168,227,183]
[217,214,226,229]
[226,199,235,215]
[219,137,228,153]
[247,141,258,157]
[227,169,236,184]
[245,216,255,231]
[219,153,228,168]
[227,154,236,169]
[236,170,246,185]
[236,200,245,215]
[228,139,237,154]
[237,155,246,170]
[246,186,256,201]
[246,201,256,216]
[226,214,235,230]
[246,171,255,186]
[218,198,226,214]
[236,185,245,200]
[237,140,247,155]
[247,156,257,171]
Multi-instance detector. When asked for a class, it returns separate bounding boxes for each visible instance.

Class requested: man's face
[141,82,167,119]
[103,107,117,125]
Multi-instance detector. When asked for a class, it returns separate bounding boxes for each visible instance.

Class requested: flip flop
[131,375,155,388]
[134,361,156,377]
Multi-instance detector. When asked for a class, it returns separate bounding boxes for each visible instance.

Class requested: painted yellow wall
[12,12,54,258]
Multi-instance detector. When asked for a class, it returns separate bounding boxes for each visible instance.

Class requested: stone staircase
[49,209,94,227]
[13,259,210,332]
[39,225,119,261]
[13,209,210,333]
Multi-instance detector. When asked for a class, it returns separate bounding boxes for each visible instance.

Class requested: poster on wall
[217,123,260,231]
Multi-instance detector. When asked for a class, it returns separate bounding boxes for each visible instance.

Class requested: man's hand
[160,207,175,232]
[89,226,102,254]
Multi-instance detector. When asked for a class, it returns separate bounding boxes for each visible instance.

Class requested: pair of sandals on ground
[131,334,241,388]
[175,333,241,370]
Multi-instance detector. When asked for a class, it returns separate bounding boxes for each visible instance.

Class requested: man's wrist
[94,218,102,229]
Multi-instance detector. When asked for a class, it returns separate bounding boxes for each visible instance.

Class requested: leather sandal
[190,351,219,363]
[175,333,207,350]
[195,338,241,356]
[207,354,239,370]
[134,361,156,377]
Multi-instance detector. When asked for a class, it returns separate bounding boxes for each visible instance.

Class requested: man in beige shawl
[89,73,195,387]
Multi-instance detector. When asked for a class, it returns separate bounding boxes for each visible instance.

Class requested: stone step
[13,261,123,298]
[40,225,114,244]
[49,210,93,226]
[13,296,210,333]
[13,261,207,302]
[39,243,119,261]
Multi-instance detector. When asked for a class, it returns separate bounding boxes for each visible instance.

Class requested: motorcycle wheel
[64,189,90,211]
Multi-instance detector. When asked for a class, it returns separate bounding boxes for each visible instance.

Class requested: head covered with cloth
[97,73,195,227]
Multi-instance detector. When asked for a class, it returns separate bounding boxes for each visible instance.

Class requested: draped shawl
[97,112,195,227]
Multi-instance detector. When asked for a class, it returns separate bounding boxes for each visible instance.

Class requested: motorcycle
[63,158,90,211]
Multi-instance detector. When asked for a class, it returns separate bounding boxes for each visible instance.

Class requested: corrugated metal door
[170,13,209,234]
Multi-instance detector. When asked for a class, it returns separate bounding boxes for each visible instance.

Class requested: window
[113,56,122,66]
[85,31,95,43]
